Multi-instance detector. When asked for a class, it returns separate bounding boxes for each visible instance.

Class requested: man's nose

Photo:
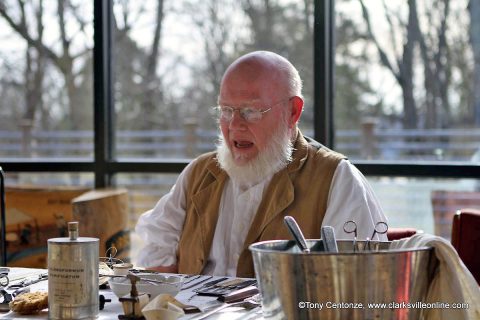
[228,110,247,129]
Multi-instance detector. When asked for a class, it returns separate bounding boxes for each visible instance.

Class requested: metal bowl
[250,239,437,320]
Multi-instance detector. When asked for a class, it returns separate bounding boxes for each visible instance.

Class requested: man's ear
[288,96,304,127]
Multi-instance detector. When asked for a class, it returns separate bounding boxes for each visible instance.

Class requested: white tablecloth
[0,268,262,320]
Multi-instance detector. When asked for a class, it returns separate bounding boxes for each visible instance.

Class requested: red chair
[387,227,417,241]
[451,208,480,285]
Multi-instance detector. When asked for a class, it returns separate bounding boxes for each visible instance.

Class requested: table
[0,268,263,319]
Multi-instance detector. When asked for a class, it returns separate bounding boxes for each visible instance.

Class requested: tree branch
[358,0,400,82]
[381,0,399,59]
[57,0,70,54]
[0,4,60,65]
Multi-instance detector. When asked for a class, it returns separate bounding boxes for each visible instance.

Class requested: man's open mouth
[234,140,254,148]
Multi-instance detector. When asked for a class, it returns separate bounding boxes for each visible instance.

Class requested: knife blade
[193,277,229,292]
[180,275,214,290]
[219,285,259,303]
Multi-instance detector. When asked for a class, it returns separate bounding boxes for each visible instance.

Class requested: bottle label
[48,242,97,306]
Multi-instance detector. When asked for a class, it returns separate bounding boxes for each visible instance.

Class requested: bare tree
[303,0,313,40]
[21,0,46,155]
[239,0,315,127]
[242,0,275,50]
[141,0,165,130]
[358,0,418,129]
[335,9,378,130]
[112,0,168,130]
[0,0,92,133]
[470,0,480,125]
[181,0,240,129]
[357,0,474,130]
[415,0,451,128]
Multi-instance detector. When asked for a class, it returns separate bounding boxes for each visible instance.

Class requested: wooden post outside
[184,118,198,158]
[361,117,377,159]
[19,119,34,157]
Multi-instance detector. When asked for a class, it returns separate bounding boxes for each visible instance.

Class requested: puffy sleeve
[322,159,388,241]
[134,160,197,267]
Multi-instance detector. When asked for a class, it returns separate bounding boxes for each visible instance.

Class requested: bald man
[135,51,386,277]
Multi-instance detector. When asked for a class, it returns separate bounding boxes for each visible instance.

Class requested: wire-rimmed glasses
[216,97,291,123]
[217,106,272,122]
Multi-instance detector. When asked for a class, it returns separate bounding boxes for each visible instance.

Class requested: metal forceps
[364,221,389,251]
[100,247,123,268]
[343,220,358,252]
[370,221,388,240]
[343,220,389,252]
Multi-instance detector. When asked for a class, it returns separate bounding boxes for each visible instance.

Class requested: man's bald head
[220,51,303,100]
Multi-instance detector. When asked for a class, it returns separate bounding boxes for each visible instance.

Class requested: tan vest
[177,131,346,277]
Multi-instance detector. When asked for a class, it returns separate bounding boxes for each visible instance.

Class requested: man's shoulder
[303,135,347,161]
[189,151,222,175]
[194,151,217,163]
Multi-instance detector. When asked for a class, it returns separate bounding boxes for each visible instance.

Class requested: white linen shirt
[135,158,387,276]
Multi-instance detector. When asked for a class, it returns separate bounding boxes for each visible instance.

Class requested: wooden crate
[5,186,89,267]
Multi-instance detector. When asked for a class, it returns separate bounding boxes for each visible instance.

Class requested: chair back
[451,208,480,285]
[386,227,417,241]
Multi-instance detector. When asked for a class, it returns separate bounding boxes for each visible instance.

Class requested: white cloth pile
[390,233,480,320]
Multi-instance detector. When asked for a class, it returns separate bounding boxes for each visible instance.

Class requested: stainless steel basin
[249,239,437,320]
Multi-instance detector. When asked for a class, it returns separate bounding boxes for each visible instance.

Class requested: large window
[334,0,480,235]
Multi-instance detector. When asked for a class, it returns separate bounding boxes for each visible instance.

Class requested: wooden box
[72,188,130,263]
[5,186,89,267]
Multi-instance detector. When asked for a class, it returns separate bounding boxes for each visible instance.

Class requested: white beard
[216,120,294,186]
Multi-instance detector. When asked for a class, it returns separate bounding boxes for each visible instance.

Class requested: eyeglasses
[217,99,289,123]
